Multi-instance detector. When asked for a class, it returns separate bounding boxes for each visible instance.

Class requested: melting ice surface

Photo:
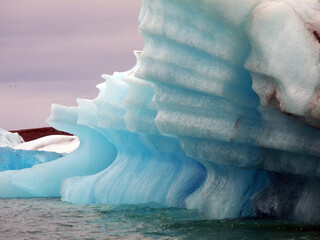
[0,0,320,223]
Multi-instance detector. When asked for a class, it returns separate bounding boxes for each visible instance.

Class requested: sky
[0,0,144,130]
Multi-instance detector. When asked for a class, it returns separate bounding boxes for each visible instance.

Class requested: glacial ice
[0,0,319,223]
[0,128,24,148]
[0,147,62,172]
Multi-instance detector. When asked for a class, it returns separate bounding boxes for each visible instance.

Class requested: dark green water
[0,199,319,240]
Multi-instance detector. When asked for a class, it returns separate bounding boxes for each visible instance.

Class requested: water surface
[0,199,319,239]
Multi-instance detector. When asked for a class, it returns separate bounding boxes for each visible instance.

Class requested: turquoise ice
[0,147,62,172]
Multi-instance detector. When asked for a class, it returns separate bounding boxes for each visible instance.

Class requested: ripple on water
[0,198,319,240]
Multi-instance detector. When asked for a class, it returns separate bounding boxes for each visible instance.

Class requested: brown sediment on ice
[10,127,72,142]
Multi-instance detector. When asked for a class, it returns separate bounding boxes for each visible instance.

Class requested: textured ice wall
[0,0,319,223]
[246,0,320,127]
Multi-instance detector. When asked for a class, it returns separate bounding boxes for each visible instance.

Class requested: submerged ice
[0,0,319,223]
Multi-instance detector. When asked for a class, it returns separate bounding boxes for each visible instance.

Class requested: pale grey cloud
[0,0,144,130]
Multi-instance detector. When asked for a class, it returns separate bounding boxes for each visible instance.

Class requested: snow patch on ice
[14,135,79,154]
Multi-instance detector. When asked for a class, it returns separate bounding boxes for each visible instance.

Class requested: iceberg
[0,0,319,223]
[0,128,24,148]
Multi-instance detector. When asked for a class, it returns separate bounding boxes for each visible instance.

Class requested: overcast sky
[0,0,144,130]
